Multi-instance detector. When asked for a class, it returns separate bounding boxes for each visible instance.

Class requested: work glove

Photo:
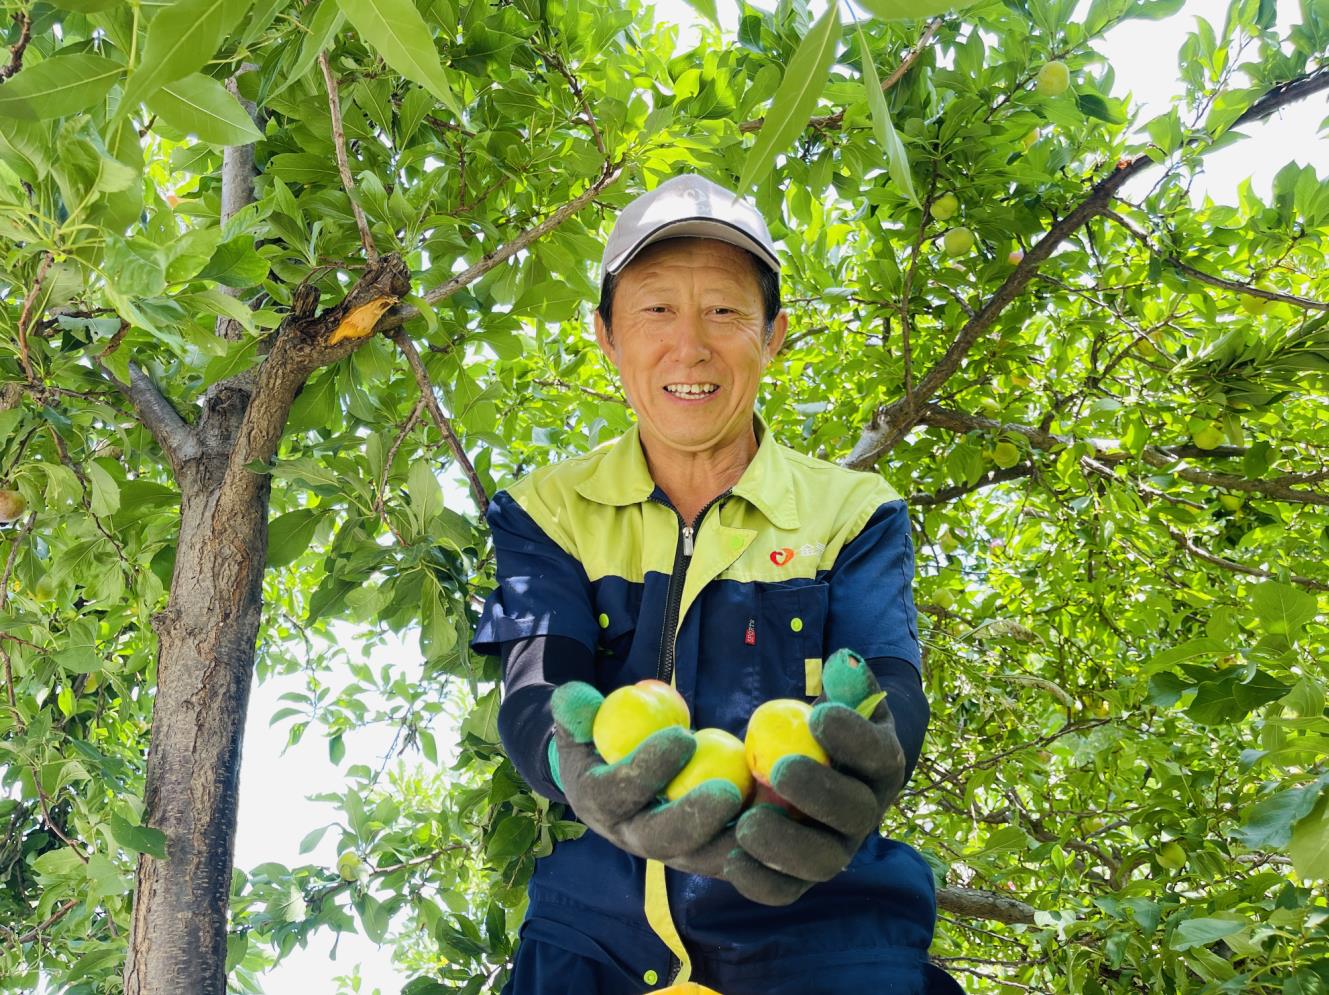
[549,681,744,872]
[724,648,907,906]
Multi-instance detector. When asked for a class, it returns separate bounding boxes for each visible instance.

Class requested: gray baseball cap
[600,174,781,278]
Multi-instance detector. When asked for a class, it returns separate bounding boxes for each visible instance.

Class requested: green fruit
[992,441,1021,468]
[0,489,26,523]
[1240,295,1274,316]
[932,192,959,221]
[1218,493,1244,511]
[934,589,956,611]
[1035,60,1070,96]
[1021,128,1040,149]
[336,852,364,882]
[1191,423,1224,450]
[942,227,975,257]
[32,576,57,603]
[939,531,959,553]
[1157,841,1187,870]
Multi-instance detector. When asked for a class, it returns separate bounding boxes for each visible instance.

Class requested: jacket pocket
[755,580,829,700]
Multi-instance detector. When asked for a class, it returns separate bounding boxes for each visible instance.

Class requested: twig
[0,10,31,81]
[390,332,488,515]
[34,781,88,863]
[540,49,605,156]
[1166,527,1329,591]
[531,378,623,403]
[373,397,426,525]
[1102,208,1328,311]
[319,52,378,262]
[8,899,80,946]
[96,361,200,472]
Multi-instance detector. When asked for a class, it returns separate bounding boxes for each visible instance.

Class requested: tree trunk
[123,382,268,995]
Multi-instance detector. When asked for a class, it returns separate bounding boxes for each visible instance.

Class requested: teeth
[665,383,718,395]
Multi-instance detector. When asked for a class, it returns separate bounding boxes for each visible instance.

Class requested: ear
[764,309,789,360]
[593,311,618,369]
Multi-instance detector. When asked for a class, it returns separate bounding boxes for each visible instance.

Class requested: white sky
[234,1,1326,992]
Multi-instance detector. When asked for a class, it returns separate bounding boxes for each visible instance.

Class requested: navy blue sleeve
[868,655,929,788]
[470,490,599,656]
[497,635,595,804]
[823,500,922,674]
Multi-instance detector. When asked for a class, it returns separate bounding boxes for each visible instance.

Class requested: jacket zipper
[648,490,730,988]
[650,490,729,685]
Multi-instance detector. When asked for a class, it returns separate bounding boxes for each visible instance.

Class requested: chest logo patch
[770,543,826,566]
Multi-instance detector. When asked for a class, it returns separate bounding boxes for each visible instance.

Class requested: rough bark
[123,256,411,995]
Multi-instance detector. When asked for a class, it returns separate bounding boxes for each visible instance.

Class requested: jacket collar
[575,412,800,529]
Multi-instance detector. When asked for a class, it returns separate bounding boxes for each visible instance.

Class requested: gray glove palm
[724,648,908,906]
[550,681,744,870]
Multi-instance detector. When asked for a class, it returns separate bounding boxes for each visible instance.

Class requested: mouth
[663,383,719,401]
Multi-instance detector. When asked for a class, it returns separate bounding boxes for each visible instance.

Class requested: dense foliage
[0,0,1326,991]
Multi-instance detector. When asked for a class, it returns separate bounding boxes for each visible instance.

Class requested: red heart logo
[770,547,795,566]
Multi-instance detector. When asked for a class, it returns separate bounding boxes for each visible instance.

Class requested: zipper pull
[682,525,694,556]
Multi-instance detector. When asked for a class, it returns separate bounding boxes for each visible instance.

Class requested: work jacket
[471,414,942,991]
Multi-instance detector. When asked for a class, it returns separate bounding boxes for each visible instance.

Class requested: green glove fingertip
[551,681,603,743]
[547,734,564,792]
[822,648,875,707]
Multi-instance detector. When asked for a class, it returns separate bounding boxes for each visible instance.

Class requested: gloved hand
[550,681,744,872]
[724,648,907,906]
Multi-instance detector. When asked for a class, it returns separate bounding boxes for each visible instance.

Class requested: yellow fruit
[651,984,723,994]
[1240,295,1273,316]
[32,576,57,603]
[1010,373,1031,387]
[1191,423,1224,450]
[744,699,828,787]
[593,680,690,764]
[1157,841,1187,870]
[336,852,364,882]
[932,192,959,221]
[0,489,26,523]
[1218,493,1244,511]
[1035,60,1070,96]
[1007,248,1024,265]
[665,728,752,803]
[992,441,1021,468]
[1021,128,1040,149]
[942,227,975,257]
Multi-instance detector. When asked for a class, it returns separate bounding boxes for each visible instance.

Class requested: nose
[667,308,711,365]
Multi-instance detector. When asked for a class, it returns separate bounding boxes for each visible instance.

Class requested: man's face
[594,237,787,458]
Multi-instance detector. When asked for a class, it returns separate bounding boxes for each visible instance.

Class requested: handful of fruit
[591,674,879,816]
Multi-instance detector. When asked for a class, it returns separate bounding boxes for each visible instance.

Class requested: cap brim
[605,218,780,276]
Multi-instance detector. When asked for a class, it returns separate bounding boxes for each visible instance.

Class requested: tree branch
[1101,208,1328,311]
[320,52,378,262]
[842,65,1329,471]
[391,331,489,516]
[217,67,260,341]
[97,361,201,472]
[914,403,1329,506]
[0,9,31,82]
[16,252,52,382]
[1166,526,1329,591]
[936,885,1038,925]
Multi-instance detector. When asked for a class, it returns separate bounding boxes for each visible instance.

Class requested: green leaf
[1234,777,1328,849]
[267,509,322,567]
[965,825,1029,857]
[1170,916,1249,951]
[298,824,332,854]
[197,236,270,288]
[1122,0,1187,21]
[86,461,121,516]
[1289,789,1329,883]
[120,0,255,112]
[855,0,980,19]
[329,734,346,765]
[679,0,718,23]
[1250,581,1317,637]
[110,813,168,859]
[1076,91,1126,125]
[0,54,123,120]
[735,0,842,198]
[147,73,262,146]
[858,25,918,208]
[336,0,463,120]
[486,814,537,861]
[271,0,346,99]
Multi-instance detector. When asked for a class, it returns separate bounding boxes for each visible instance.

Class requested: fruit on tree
[932,192,959,220]
[1191,423,1225,451]
[942,227,975,256]
[0,489,26,523]
[934,588,956,611]
[1035,60,1070,96]
[32,576,57,603]
[1218,493,1244,511]
[1007,248,1024,265]
[1157,841,1187,870]
[1240,295,1274,316]
[665,727,753,803]
[744,699,828,787]
[592,679,690,764]
[939,530,959,553]
[336,852,364,882]
[992,441,1021,468]
[1021,128,1040,149]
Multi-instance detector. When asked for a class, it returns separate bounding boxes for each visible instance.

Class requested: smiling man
[471,175,963,994]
